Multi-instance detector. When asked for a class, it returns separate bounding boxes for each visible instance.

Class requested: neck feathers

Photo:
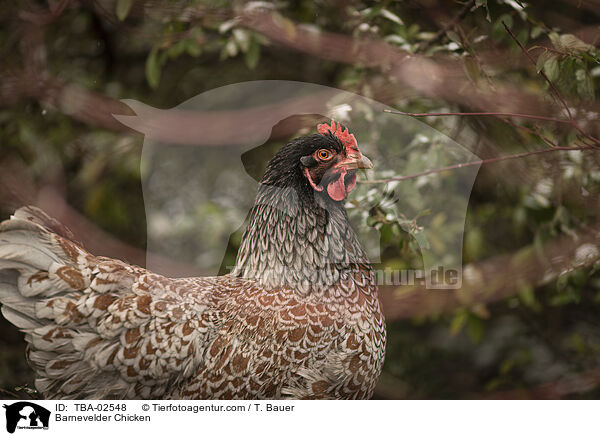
[231,182,374,299]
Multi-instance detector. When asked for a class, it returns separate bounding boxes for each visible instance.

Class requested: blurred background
[1,0,600,399]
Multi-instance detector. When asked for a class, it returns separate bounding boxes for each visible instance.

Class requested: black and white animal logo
[2,402,50,433]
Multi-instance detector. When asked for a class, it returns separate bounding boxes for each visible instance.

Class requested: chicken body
[0,123,386,399]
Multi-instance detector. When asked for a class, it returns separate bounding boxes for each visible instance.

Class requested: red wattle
[346,173,357,193]
[326,167,348,201]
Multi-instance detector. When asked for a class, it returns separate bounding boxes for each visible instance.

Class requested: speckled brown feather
[0,128,386,399]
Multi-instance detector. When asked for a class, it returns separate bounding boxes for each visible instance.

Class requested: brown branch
[36,189,204,278]
[0,75,335,144]
[503,21,600,147]
[18,0,71,25]
[383,108,600,151]
[380,217,600,320]
[0,388,20,400]
[503,21,573,121]
[383,109,575,124]
[500,117,560,148]
[477,366,600,399]
[240,8,558,117]
[0,162,203,278]
[2,5,588,144]
[113,90,339,145]
[528,45,589,62]
[418,1,473,51]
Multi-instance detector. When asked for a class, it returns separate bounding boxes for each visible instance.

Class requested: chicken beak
[337,153,373,170]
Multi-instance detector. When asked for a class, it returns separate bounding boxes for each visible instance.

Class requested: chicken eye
[317,149,333,161]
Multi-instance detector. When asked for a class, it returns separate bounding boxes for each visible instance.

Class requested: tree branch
[502,21,573,121]
[359,145,595,184]
[383,109,574,124]
[503,21,600,147]
[477,367,600,399]
[380,218,600,320]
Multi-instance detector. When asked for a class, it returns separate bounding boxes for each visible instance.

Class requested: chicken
[0,120,386,399]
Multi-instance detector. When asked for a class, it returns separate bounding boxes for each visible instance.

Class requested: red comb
[317,120,358,150]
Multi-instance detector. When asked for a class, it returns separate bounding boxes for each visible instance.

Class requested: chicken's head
[261,120,372,202]
[300,121,372,201]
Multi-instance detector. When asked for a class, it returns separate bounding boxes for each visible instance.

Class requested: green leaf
[185,40,202,57]
[559,34,594,53]
[518,283,540,310]
[530,26,544,39]
[380,8,404,25]
[568,333,586,354]
[219,18,238,34]
[412,230,430,250]
[556,272,569,292]
[582,52,600,64]
[516,27,529,46]
[475,0,491,22]
[166,40,186,59]
[548,32,561,48]
[145,48,161,89]
[550,33,594,54]
[464,56,481,83]
[116,0,133,21]
[492,15,513,40]
[536,50,556,73]
[245,39,260,69]
[543,56,559,81]
[233,29,250,52]
[450,311,467,336]
[576,70,594,100]
[467,315,484,343]
[446,30,461,45]
[465,227,484,261]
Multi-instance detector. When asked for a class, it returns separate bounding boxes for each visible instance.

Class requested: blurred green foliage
[1,0,600,399]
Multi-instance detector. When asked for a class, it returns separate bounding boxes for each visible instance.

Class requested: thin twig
[502,22,573,120]
[528,45,590,62]
[18,0,71,25]
[418,1,472,51]
[503,22,600,147]
[500,117,560,148]
[380,214,600,320]
[477,366,600,399]
[385,108,600,149]
[359,145,595,184]
[0,387,19,399]
[383,109,573,124]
